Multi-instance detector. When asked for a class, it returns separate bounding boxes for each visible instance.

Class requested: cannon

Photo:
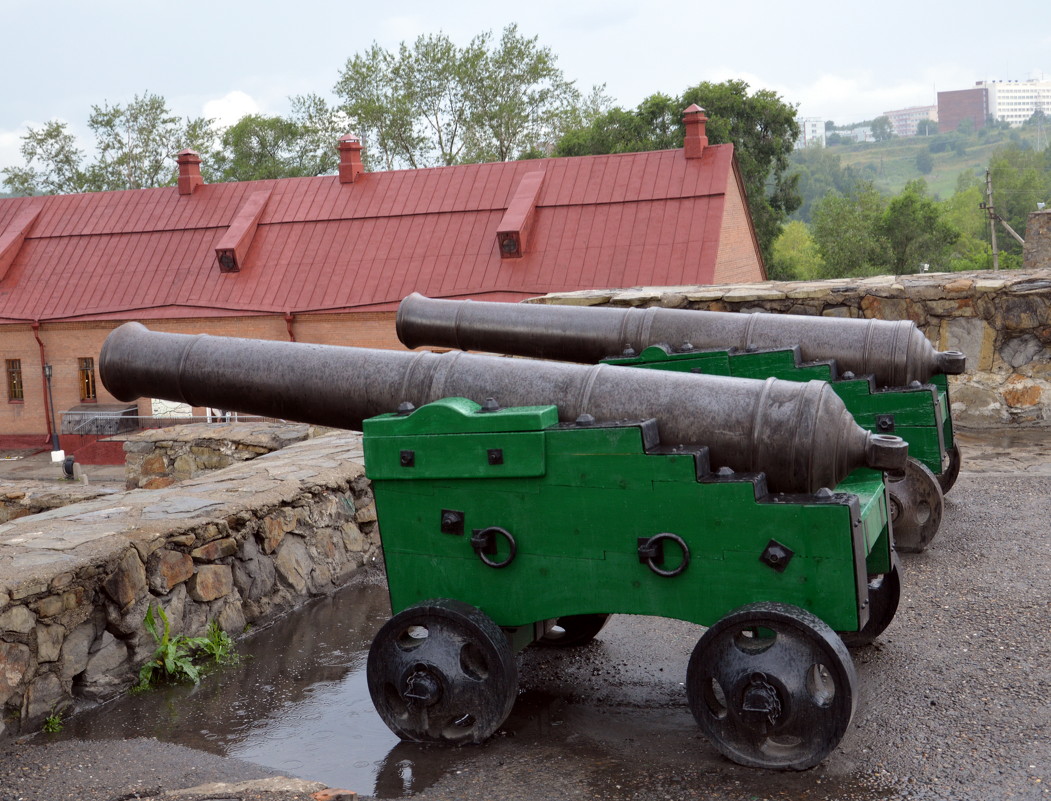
[100,322,907,770]
[397,293,967,552]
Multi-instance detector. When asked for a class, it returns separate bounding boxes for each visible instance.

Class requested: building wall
[796,118,826,149]
[0,312,400,444]
[713,176,764,284]
[981,79,1051,127]
[883,105,938,137]
[938,88,988,133]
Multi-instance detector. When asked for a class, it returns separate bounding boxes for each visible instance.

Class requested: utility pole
[985,170,999,271]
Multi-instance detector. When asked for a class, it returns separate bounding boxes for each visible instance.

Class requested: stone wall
[0,432,377,737]
[0,485,115,524]
[1023,210,1051,271]
[123,422,324,490]
[536,268,1051,427]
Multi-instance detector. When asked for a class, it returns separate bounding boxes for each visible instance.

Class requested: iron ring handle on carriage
[637,532,690,577]
[470,526,517,568]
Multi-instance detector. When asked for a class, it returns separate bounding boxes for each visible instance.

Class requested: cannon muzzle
[396,294,966,387]
[100,323,906,494]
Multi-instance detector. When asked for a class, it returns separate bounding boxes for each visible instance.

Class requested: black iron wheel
[367,598,517,745]
[937,441,963,495]
[536,614,612,648]
[686,602,857,770]
[838,555,901,648]
[887,457,944,553]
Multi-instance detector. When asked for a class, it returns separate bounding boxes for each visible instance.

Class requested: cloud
[0,129,23,173]
[201,91,261,128]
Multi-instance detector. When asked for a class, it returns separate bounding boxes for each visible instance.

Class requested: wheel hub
[741,673,782,727]
[403,668,441,706]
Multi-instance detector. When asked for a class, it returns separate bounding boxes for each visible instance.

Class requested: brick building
[937,87,989,133]
[0,106,764,449]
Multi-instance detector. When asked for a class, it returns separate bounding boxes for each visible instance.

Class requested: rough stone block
[25,673,65,722]
[188,565,234,602]
[191,538,238,562]
[80,634,130,701]
[1001,335,1047,368]
[942,317,997,371]
[821,306,851,318]
[36,624,65,663]
[355,501,377,525]
[102,550,148,610]
[260,508,296,554]
[1003,376,1043,408]
[274,537,311,595]
[32,595,66,619]
[233,537,277,602]
[1002,296,1047,330]
[147,550,195,594]
[60,619,97,682]
[0,605,36,634]
[139,453,167,475]
[0,642,31,706]
[950,384,1008,424]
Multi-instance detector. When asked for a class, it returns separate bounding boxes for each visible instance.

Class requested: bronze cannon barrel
[396,293,967,388]
[100,323,906,494]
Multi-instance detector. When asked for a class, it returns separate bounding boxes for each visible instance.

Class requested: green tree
[940,172,992,271]
[988,143,1051,259]
[2,93,217,195]
[554,92,682,156]
[871,116,893,142]
[770,220,824,280]
[916,119,937,136]
[878,180,959,273]
[212,95,346,181]
[334,25,588,169]
[2,120,88,195]
[553,80,801,262]
[811,182,889,277]
[789,145,863,222]
[915,149,934,175]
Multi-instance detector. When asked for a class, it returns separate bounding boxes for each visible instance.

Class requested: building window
[78,357,97,401]
[6,359,23,402]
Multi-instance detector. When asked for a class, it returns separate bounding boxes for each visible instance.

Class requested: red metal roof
[0,144,747,324]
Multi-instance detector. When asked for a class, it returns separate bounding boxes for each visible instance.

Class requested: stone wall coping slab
[0,432,365,593]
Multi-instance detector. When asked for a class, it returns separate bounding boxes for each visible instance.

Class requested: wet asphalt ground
[0,431,1048,801]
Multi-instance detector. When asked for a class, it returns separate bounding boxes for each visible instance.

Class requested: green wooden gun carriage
[100,322,908,770]
[397,293,968,553]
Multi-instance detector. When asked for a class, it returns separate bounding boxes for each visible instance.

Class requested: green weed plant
[136,604,240,691]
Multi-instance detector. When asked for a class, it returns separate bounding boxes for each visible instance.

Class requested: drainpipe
[284,311,296,342]
[31,321,60,450]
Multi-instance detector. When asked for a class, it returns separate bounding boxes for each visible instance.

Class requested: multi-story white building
[977,79,1051,126]
[796,117,826,149]
[882,105,938,137]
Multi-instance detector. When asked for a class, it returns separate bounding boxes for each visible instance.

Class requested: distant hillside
[791,124,1045,202]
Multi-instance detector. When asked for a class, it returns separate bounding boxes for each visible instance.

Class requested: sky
[2,0,1049,175]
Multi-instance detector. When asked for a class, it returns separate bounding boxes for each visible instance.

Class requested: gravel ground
[0,450,1047,801]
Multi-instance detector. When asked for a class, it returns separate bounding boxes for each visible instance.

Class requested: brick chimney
[683,105,709,159]
[338,135,365,183]
[177,149,204,195]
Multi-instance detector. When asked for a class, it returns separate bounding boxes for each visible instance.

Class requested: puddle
[58,579,414,795]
